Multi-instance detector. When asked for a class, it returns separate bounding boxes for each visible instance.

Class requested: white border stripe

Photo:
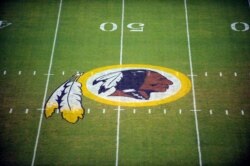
[184,0,203,166]
[31,0,63,165]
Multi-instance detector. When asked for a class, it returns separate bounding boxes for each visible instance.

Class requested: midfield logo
[44,64,191,123]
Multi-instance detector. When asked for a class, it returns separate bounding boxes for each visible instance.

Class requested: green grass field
[0,0,250,165]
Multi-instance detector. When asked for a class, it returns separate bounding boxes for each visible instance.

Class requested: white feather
[44,77,85,123]
[94,72,123,93]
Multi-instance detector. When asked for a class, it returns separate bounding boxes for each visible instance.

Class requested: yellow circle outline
[78,64,191,107]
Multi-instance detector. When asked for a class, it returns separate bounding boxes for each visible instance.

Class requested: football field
[0,0,250,165]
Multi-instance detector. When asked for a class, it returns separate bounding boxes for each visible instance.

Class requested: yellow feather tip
[45,102,58,118]
[61,109,84,124]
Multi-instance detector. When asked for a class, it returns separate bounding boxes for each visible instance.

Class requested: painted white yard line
[184,0,202,166]
[115,106,122,166]
[31,0,63,165]
[116,1,125,165]
[119,0,125,65]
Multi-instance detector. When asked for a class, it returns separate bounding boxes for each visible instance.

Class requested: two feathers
[44,74,84,124]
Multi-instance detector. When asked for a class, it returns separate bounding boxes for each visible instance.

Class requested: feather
[93,72,123,94]
[44,74,85,124]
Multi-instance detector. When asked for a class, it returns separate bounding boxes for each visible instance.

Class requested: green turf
[0,0,249,165]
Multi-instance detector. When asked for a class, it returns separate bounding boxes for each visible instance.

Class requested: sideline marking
[184,0,202,165]
[31,0,63,165]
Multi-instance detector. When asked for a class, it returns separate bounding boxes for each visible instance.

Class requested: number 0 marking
[100,22,118,31]
[231,22,249,31]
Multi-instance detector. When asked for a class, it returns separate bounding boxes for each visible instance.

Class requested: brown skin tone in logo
[111,71,173,100]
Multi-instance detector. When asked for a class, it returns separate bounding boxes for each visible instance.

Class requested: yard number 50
[100,22,144,32]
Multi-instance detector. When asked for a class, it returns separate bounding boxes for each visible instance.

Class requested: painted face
[139,71,173,92]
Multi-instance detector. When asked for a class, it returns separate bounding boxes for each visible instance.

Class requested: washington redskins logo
[44,64,191,123]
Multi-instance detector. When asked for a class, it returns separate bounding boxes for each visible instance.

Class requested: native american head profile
[93,69,173,100]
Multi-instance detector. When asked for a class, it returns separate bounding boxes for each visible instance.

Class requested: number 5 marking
[231,22,249,32]
[127,23,144,32]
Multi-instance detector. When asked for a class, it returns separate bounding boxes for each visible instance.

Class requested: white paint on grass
[116,1,125,166]
[31,0,63,165]
[209,109,213,115]
[184,0,202,165]
[225,110,229,115]
[241,110,244,115]
[115,106,121,166]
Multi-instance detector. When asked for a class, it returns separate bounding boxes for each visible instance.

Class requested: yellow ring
[78,64,191,107]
